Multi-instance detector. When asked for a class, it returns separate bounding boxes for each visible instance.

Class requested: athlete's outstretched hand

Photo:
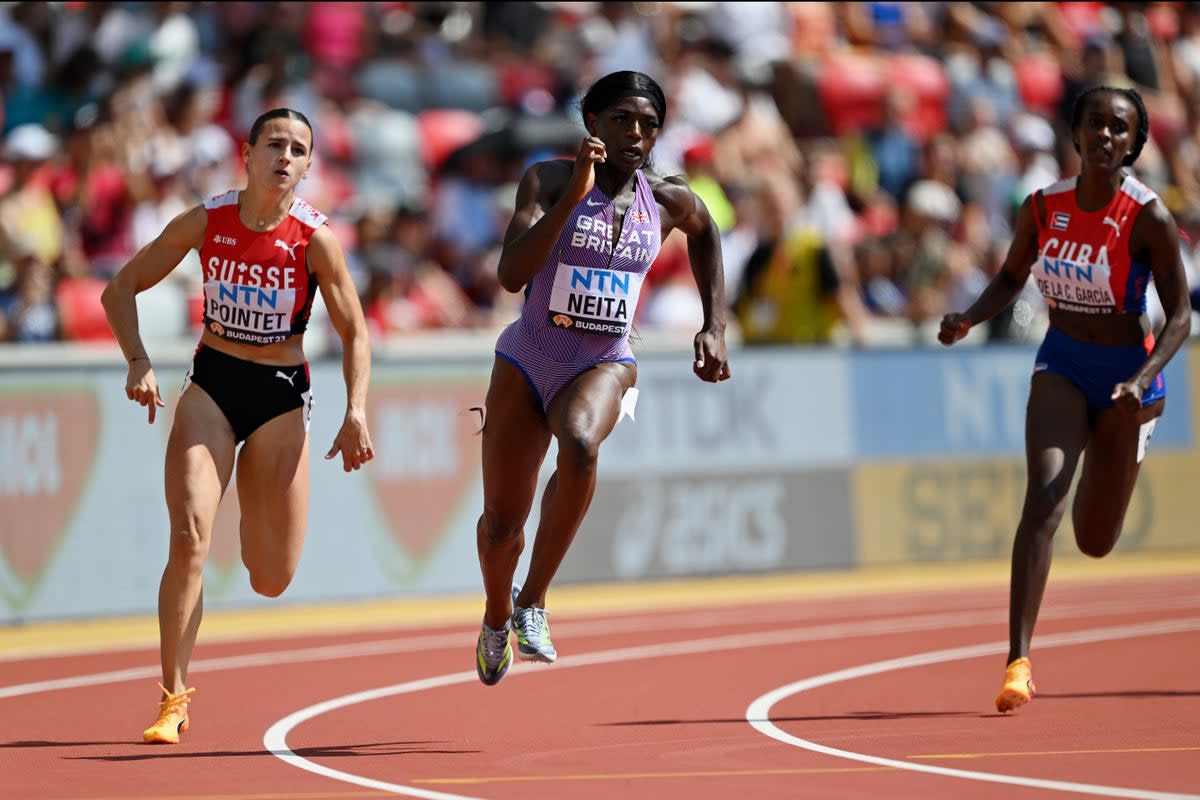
[938,313,971,346]
[125,360,166,424]
[693,327,730,383]
[325,411,375,472]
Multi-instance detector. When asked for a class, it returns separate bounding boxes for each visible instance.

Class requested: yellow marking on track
[3,551,1199,659]
[416,766,897,784]
[911,745,1200,760]
[51,793,392,800]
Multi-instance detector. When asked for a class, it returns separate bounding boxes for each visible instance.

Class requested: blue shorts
[1033,327,1165,410]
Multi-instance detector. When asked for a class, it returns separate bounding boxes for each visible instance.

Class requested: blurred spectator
[889,179,964,324]
[734,172,872,345]
[0,123,64,268]
[356,200,475,337]
[0,1,1195,351]
[867,88,923,202]
[0,235,59,342]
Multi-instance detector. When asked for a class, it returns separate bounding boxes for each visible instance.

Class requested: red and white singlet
[198,190,326,346]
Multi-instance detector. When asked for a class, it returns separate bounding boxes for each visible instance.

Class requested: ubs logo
[213,234,237,246]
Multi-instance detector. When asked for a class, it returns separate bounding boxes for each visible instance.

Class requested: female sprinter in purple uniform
[939,86,1191,712]
[473,71,731,685]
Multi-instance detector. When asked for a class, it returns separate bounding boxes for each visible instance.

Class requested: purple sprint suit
[496,169,662,412]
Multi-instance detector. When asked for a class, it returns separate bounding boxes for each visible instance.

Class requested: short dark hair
[1070,85,1149,166]
[248,108,314,148]
[580,71,667,126]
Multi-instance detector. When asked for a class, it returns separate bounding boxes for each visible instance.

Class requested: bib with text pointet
[197,190,325,345]
[1031,173,1156,315]
[519,169,661,349]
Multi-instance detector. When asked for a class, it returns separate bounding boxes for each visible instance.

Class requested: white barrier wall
[1,341,1196,625]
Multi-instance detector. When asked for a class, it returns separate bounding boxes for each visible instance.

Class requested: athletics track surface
[1,553,1198,800]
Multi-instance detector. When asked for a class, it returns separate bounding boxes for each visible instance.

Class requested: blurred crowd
[2,1,1200,352]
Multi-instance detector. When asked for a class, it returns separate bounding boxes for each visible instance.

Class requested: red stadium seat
[416,109,484,173]
[816,50,885,136]
[886,52,949,142]
[817,51,948,142]
[1015,52,1064,117]
[55,276,116,342]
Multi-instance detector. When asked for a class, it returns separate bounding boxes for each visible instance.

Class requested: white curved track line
[263,616,1200,800]
[746,617,1200,800]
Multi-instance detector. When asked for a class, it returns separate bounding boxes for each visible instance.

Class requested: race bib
[203,280,298,344]
[547,262,644,337]
[1033,240,1115,314]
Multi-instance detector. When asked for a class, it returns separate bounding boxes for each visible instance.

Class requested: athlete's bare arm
[497,138,605,292]
[656,174,730,383]
[103,204,206,360]
[102,204,207,423]
[1115,199,1192,409]
[939,194,1040,345]
[309,223,374,471]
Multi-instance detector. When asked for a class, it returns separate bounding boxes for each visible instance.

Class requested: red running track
[1,568,1198,800]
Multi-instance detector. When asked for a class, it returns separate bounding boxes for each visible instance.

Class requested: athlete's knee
[1073,516,1121,558]
[247,566,295,598]
[1021,483,1070,533]
[167,518,210,572]
[478,509,522,547]
[555,426,601,473]
[1076,536,1117,558]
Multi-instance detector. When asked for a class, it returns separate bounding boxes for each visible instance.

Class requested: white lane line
[261,615,1200,800]
[3,607,999,699]
[746,617,1200,800]
[7,593,1199,700]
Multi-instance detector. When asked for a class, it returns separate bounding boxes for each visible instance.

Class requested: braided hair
[1070,85,1149,166]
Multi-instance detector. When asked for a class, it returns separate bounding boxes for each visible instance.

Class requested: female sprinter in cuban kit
[103,108,374,742]
[939,86,1191,713]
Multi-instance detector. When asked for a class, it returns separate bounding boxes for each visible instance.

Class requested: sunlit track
[262,616,1200,800]
[746,617,1200,800]
[5,592,1200,701]
[5,591,1200,696]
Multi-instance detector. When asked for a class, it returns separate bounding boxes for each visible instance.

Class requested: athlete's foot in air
[995,657,1036,713]
[511,584,557,663]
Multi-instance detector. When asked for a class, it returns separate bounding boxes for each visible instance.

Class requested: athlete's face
[586,96,662,170]
[1074,92,1138,171]
[243,118,313,189]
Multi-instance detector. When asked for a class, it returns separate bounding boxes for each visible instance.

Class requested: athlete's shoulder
[289,196,327,229]
[646,169,696,216]
[203,189,239,210]
[1119,172,1158,206]
[1041,176,1077,198]
[526,158,572,191]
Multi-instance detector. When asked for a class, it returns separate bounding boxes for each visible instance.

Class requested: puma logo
[275,370,297,386]
[1102,215,1127,236]
[275,239,299,260]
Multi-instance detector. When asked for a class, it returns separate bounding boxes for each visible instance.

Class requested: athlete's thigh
[480,357,552,520]
[1074,398,1164,537]
[1024,372,1091,498]
[546,361,637,445]
[164,384,237,542]
[235,407,310,571]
